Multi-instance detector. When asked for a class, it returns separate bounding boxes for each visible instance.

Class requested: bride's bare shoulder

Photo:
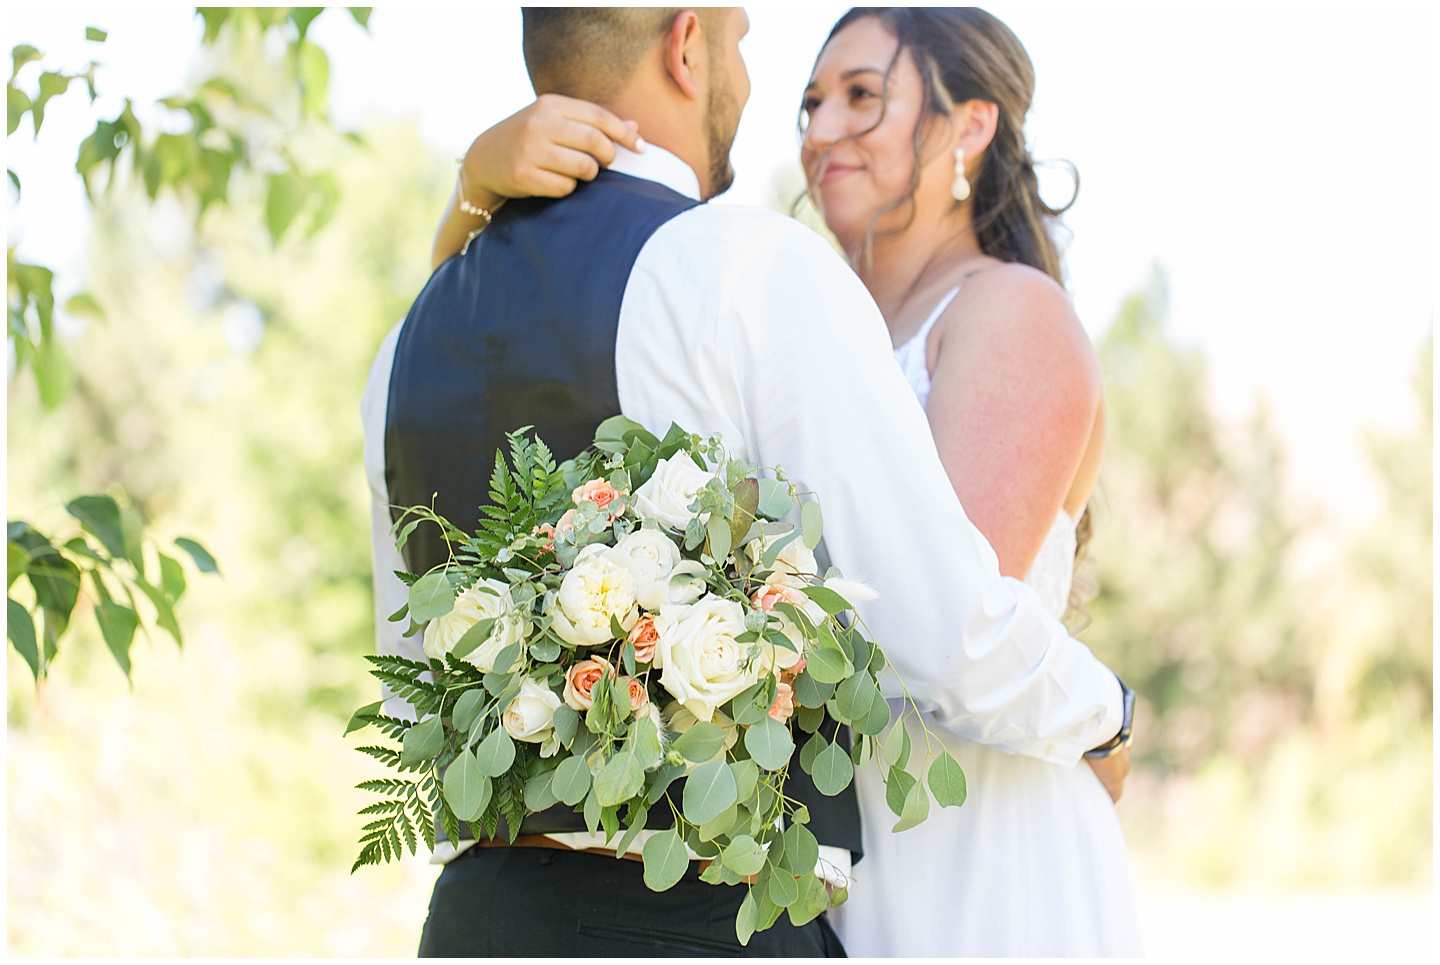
[941,262,1092,358]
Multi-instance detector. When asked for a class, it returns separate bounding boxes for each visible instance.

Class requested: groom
[362,7,1129,957]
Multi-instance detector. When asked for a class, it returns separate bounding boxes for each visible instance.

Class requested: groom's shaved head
[522,7,717,102]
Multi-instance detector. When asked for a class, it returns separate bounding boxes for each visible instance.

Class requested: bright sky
[7,3,1435,525]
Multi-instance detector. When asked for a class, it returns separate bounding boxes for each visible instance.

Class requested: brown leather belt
[474,833,757,883]
[474,833,645,864]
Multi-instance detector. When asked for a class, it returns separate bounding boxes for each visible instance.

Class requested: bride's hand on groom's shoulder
[460,94,644,205]
[1086,747,1131,804]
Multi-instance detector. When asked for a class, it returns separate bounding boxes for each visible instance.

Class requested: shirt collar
[607,143,703,201]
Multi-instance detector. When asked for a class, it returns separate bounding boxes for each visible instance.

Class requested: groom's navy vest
[384,170,862,860]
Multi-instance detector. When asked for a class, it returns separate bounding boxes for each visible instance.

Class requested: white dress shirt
[360,144,1121,863]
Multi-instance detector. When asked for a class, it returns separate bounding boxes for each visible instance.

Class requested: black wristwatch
[1083,676,1135,760]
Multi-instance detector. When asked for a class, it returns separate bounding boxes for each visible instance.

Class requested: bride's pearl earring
[951,148,971,202]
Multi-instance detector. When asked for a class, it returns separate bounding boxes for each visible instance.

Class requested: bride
[429,7,1140,956]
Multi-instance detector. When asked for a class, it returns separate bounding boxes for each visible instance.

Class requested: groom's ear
[661,9,705,101]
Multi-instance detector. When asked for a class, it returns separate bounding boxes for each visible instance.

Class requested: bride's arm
[432,94,644,270]
[925,264,1131,799]
[923,263,1101,579]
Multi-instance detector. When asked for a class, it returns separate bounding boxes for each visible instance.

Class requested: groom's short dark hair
[521,7,684,102]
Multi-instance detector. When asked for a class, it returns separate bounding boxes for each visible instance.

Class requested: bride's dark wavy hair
[806,7,1097,621]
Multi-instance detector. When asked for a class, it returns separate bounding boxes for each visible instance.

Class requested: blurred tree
[7,8,370,684]
[1089,269,1432,887]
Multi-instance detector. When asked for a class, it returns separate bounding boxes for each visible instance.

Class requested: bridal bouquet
[347,417,967,941]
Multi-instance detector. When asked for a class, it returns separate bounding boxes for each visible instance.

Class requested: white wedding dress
[830,287,1143,957]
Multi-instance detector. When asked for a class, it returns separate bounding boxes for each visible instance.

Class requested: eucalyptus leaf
[803,647,853,685]
[853,688,893,736]
[698,803,738,842]
[400,716,443,765]
[885,764,916,817]
[450,689,486,733]
[786,872,830,927]
[344,700,382,736]
[594,749,646,807]
[408,571,454,624]
[892,774,932,832]
[736,888,759,945]
[811,739,854,796]
[799,585,851,615]
[613,807,648,858]
[524,769,557,811]
[450,618,496,660]
[490,641,521,675]
[721,833,767,876]
[529,637,561,662]
[834,667,879,721]
[765,864,800,908]
[474,726,516,777]
[884,719,912,771]
[629,714,664,768]
[744,716,794,771]
[645,761,685,805]
[682,759,738,826]
[551,702,579,747]
[551,754,592,806]
[800,501,823,549]
[641,827,689,892]
[794,667,836,707]
[443,749,491,821]
[782,822,820,878]
[756,478,792,519]
[799,732,825,775]
[927,748,968,808]
[706,512,732,564]
[729,758,759,802]
[673,720,727,763]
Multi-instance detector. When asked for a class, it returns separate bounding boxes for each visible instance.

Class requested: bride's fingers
[557,97,643,154]
[552,119,621,172]
[535,144,605,188]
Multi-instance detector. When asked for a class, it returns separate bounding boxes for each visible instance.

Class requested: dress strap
[909,284,963,352]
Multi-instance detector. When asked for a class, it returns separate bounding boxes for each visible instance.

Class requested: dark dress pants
[417,845,847,957]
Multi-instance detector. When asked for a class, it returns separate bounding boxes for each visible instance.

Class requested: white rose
[652,597,759,722]
[667,560,708,606]
[745,530,819,585]
[603,529,682,610]
[550,551,639,647]
[502,678,563,757]
[661,700,739,768]
[423,579,530,671]
[633,455,714,530]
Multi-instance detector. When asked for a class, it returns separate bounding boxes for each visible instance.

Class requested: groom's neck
[606,86,709,198]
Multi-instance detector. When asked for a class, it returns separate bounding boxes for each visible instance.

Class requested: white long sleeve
[615,202,1121,766]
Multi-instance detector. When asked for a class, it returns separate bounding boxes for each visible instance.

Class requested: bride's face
[800,18,954,254]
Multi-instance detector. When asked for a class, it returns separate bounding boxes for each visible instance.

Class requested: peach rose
[623,676,650,715]
[768,680,795,724]
[563,657,612,711]
[532,523,556,555]
[628,616,659,664]
[555,509,579,544]
[573,479,627,517]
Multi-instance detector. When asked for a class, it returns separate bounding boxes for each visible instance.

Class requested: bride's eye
[849,85,878,103]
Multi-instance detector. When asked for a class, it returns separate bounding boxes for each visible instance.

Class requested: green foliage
[6,499,214,683]
[7,8,375,689]
[1089,269,1432,887]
